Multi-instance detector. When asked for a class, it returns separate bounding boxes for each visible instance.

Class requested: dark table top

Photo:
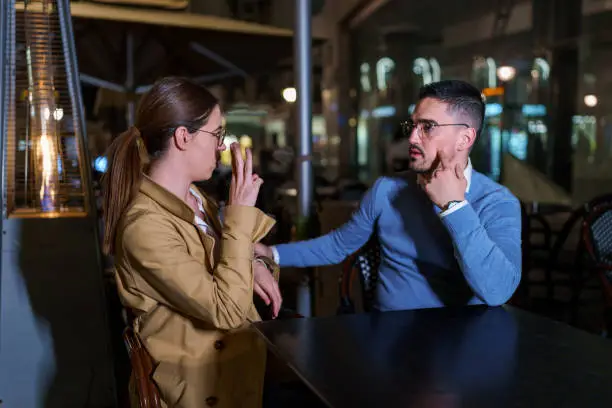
[254,306,612,408]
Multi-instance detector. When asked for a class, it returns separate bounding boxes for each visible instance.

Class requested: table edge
[253,324,335,408]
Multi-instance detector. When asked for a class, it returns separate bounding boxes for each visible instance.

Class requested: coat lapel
[139,178,219,271]
[196,229,217,271]
[191,186,222,270]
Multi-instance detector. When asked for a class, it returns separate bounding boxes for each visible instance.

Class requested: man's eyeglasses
[401,120,469,138]
[198,128,227,146]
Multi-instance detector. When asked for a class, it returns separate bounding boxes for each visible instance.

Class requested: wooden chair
[123,326,162,408]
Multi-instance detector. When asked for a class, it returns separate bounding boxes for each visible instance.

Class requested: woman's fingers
[227,146,262,207]
[253,261,282,318]
[245,148,253,180]
[231,143,244,185]
[271,281,282,318]
[253,174,264,190]
[254,282,270,305]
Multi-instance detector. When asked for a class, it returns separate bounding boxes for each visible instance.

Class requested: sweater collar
[464,158,473,193]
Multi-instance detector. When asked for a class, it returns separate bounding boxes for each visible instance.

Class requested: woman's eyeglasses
[198,128,226,146]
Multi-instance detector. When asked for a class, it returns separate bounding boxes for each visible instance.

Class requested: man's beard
[409,161,436,175]
[407,144,434,175]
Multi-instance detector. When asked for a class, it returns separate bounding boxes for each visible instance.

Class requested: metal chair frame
[582,202,612,337]
[338,235,381,314]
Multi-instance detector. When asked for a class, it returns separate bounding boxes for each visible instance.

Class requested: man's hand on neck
[418,151,468,209]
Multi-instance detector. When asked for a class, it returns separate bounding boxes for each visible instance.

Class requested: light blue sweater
[275,170,522,311]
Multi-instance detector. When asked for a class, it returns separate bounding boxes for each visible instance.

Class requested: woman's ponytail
[101,126,144,255]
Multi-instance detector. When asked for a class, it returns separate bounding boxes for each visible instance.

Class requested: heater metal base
[0,217,116,407]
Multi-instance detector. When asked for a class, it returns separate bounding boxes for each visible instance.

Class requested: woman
[102,77,281,407]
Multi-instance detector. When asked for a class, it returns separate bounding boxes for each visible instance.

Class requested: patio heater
[0,1,115,406]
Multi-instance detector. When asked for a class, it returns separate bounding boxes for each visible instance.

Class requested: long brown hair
[102,77,219,255]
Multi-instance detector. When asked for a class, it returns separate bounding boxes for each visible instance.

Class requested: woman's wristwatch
[254,254,280,281]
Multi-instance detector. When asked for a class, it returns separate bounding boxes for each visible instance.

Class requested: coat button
[206,396,218,406]
[214,340,225,350]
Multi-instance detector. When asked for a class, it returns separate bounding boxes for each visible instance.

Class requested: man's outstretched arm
[258,179,385,268]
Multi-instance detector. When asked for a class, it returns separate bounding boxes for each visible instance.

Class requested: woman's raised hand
[228,143,263,207]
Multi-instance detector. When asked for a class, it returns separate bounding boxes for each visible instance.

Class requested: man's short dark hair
[418,80,485,135]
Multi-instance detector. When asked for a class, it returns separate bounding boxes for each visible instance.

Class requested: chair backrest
[123,326,162,408]
[544,196,612,270]
[582,201,612,305]
[583,202,612,270]
[354,238,382,311]
[338,236,381,314]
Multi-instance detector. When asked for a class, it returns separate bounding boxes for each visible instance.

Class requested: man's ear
[457,127,477,152]
[173,126,193,151]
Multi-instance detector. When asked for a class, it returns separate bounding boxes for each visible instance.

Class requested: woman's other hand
[253,260,282,319]
[228,143,263,207]
[254,243,273,259]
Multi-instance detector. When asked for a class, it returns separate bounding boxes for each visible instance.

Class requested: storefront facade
[346,0,612,202]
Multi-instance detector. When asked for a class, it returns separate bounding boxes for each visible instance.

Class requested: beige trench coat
[114,177,275,408]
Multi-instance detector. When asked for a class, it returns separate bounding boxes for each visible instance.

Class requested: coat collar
[139,176,196,224]
[139,176,222,232]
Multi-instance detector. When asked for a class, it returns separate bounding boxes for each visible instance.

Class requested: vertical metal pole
[295,0,313,219]
[125,32,135,127]
[0,0,12,355]
[294,0,313,317]
[0,0,14,220]
[0,1,9,208]
[57,0,94,216]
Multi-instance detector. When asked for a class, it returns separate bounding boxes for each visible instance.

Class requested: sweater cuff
[440,203,481,238]
[439,200,469,218]
[273,243,296,267]
[270,246,280,265]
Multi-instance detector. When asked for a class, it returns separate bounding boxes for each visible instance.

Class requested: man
[257,80,522,311]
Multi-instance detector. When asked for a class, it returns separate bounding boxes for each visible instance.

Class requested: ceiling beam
[342,0,392,29]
